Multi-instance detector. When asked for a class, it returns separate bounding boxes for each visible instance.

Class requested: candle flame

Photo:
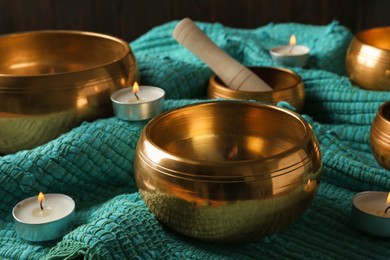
[304,179,316,192]
[133,81,140,94]
[226,144,239,160]
[304,179,311,192]
[38,192,45,203]
[289,34,297,45]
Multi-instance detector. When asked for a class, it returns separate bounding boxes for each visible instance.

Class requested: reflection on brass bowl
[371,101,390,170]
[134,101,322,243]
[346,26,390,90]
[207,67,305,112]
[0,30,139,154]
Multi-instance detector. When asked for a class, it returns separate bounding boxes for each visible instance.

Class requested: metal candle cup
[111,86,165,121]
[351,191,390,237]
[270,45,310,67]
[12,193,75,242]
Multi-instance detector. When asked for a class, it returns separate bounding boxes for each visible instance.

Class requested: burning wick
[288,34,296,54]
[385,192,390,214]
[38,192,44,211]
[227,145,239,160]
[133,81,140,101]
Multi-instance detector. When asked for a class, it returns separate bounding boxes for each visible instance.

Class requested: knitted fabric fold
[1,20,390,259]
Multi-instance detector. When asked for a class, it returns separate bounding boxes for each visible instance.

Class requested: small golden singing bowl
[207,67,305,112]
[371,101,390,170]
[346,26,390,90]
[135,101,322,243]
[0,30,138,154]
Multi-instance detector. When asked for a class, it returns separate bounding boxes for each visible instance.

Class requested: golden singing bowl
[346,26,390,90]
[371,101,390,170]
[135,101,322,243]
[207,67,305,112]
[0,30,138,154]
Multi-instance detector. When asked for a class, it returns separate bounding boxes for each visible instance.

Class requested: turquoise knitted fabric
[1,20,390,259]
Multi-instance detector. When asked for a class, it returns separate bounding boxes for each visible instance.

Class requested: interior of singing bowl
[147,101,309,170]
[214,67,300,91]
[357,27,390,51]
[208,67,305,111]
[0,30,130,75]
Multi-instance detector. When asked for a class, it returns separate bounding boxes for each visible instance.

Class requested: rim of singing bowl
[140,101,315,180]
[211,67,302,93]
[379,101,390,123]
[374,101,390,130]
[355,26,390,52]
[0,30,135,91]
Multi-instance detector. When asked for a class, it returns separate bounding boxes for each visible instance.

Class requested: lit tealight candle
[111,82,165,121]
[12,192,75,242]
[269,34,310,67]
[351,191,390,237]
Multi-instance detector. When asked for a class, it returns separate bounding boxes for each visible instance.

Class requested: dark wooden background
[0,0,389,42]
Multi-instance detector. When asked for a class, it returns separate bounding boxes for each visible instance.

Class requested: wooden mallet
[172,18,272,92]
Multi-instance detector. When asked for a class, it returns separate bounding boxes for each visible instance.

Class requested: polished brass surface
[207,67,305,112]
[371,101,390,170]
[0,30,138,154]
[135,101,322,243]
[346,26,390,90]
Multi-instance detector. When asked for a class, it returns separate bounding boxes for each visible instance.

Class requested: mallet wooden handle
[173,18,272,92]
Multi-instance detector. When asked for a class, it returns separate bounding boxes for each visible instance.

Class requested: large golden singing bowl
[0,30,138,154]
[208,67,305,112]
[371,101,390,170]
[135,101,322,243]
[346,26,390,90]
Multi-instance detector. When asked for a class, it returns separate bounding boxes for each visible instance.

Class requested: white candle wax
[271,45,310,56]
[112,86,164,104]
[13,194,75,224]
[353,191,390,218]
